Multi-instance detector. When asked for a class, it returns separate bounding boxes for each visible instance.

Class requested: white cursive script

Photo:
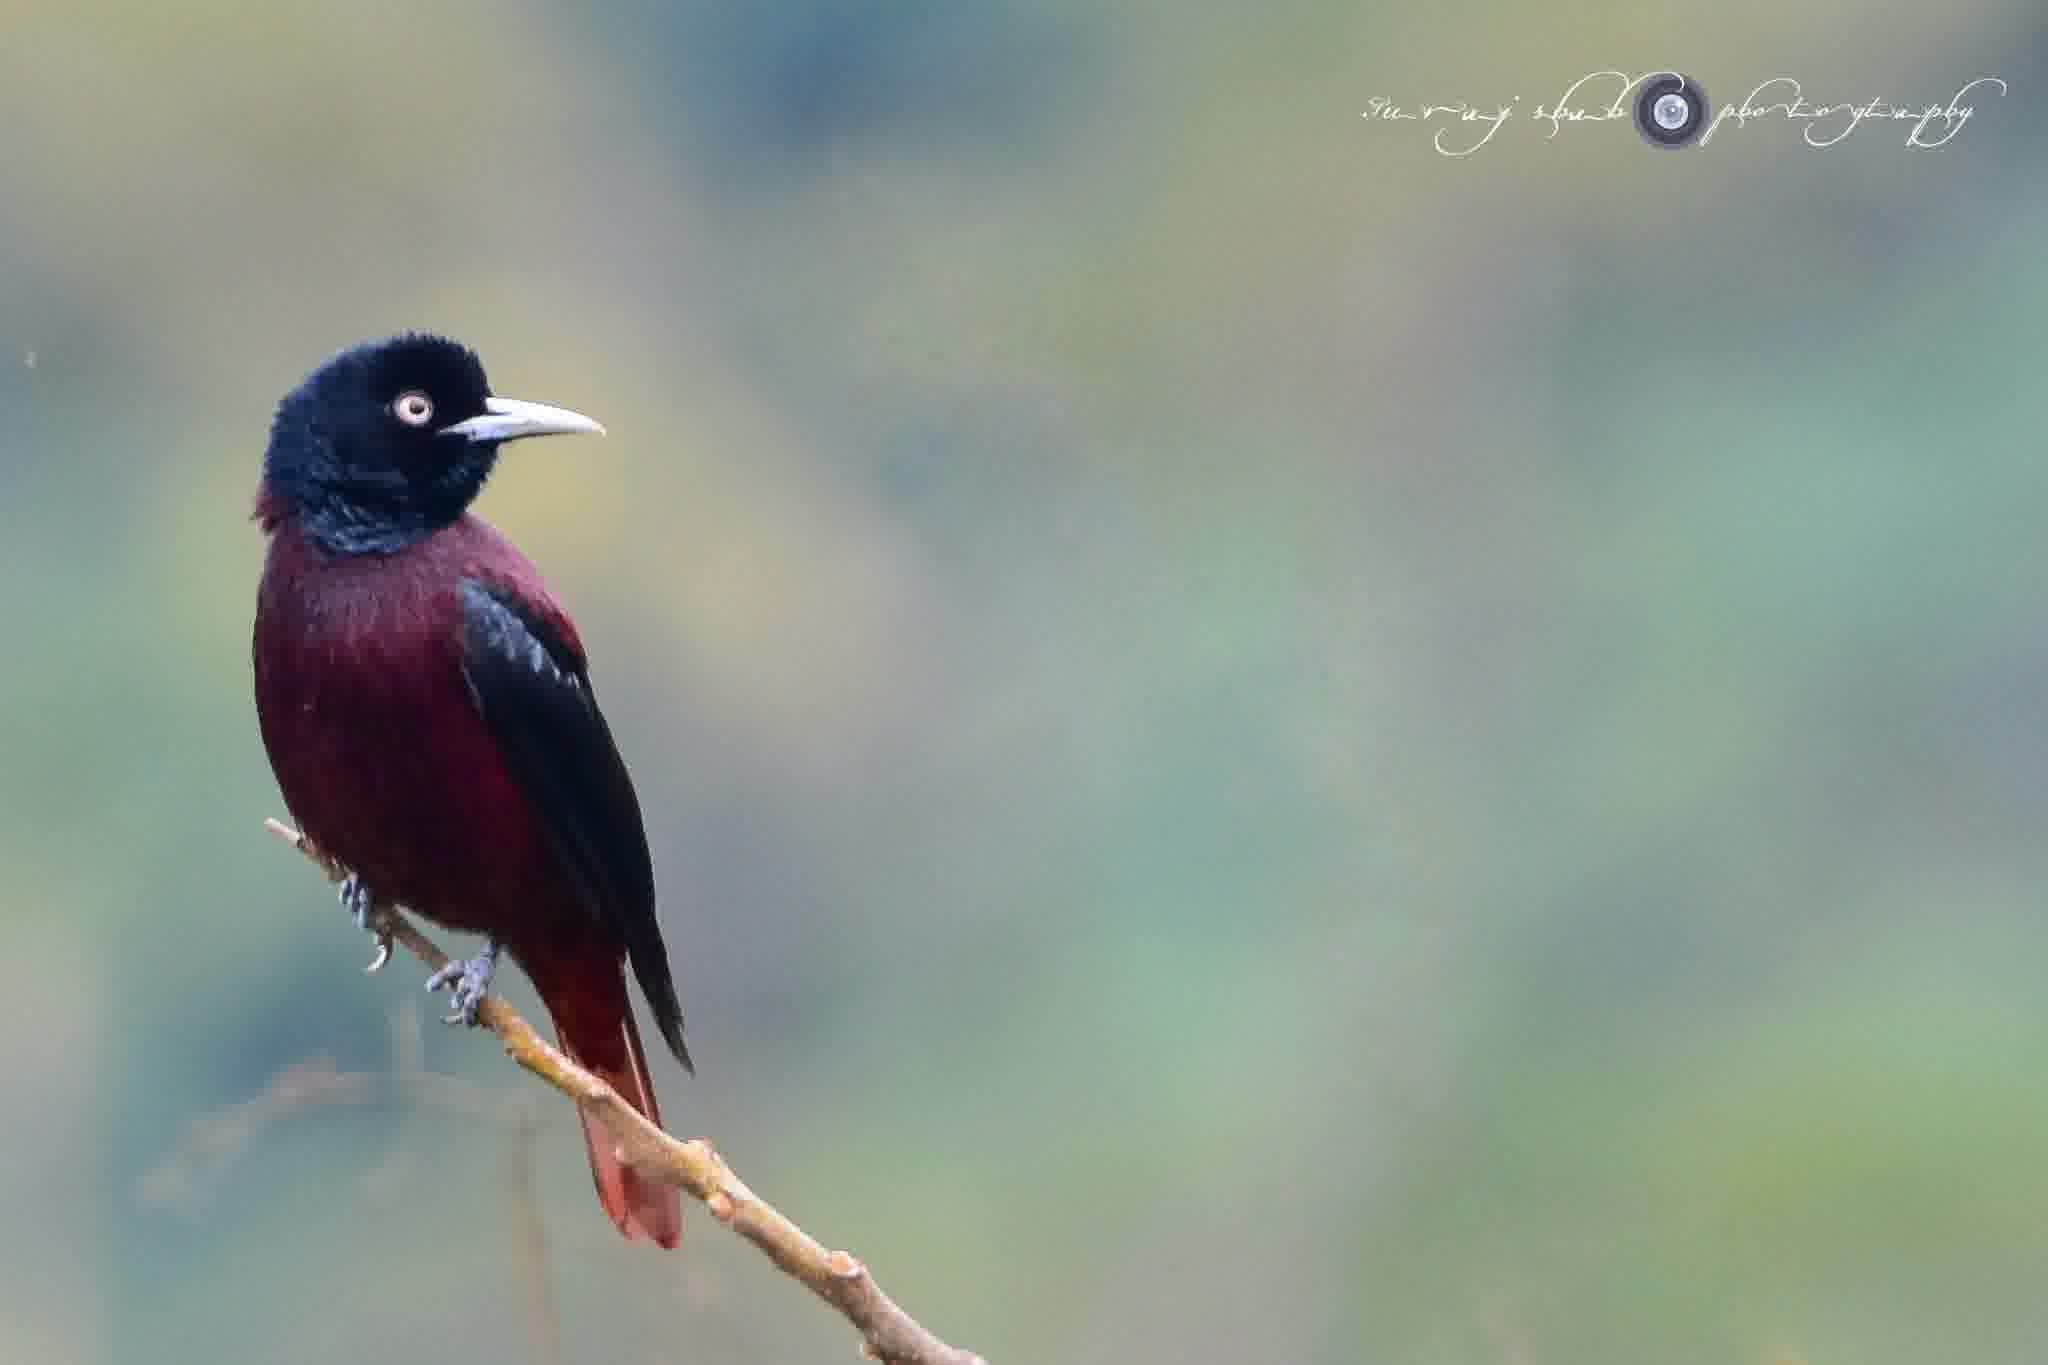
[1362,95,1521,157]
[1701,76,2007,148]
[1360,72,2005,155]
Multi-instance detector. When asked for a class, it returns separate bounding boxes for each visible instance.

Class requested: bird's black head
[258,333,604,555]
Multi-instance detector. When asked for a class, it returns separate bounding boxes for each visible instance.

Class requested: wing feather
[458,578,690,1070]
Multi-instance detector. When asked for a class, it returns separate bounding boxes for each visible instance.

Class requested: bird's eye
[390,390,435,427]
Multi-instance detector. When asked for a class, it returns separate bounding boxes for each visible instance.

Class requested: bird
[252,333,687,1247]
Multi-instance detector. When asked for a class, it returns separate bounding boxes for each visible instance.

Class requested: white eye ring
[390,390,435,427]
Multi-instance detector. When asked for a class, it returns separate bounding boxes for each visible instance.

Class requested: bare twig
[265,817,988,1365]
[139,1056,375,1209]
[144,1001,567,1365]
[507,1107,566,1365]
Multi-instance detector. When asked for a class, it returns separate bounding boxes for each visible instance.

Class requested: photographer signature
[1361,73,2004,156]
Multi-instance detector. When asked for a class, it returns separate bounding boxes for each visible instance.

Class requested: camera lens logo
[1635,73,1709,148]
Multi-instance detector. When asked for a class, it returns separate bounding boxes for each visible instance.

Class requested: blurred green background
[2,1,2043,1361]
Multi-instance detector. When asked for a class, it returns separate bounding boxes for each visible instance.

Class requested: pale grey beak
[442,396,606,444]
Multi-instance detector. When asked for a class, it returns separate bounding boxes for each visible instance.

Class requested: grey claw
[338,874,394,971]
[338,874,373,930]
[426,941,499,1026]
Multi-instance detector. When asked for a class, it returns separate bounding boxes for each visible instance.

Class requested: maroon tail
[530,955,683,1248]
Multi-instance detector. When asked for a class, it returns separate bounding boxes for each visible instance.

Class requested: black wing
[458,578,690,1070]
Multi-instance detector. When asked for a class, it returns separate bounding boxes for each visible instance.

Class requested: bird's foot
[338,874,395,973]
[425,940,500,1026]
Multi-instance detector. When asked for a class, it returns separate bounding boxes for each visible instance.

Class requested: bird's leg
[425,939,500,1026]
[337,874,395,973]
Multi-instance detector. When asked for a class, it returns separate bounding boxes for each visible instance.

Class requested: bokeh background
[2,2,2043,1362]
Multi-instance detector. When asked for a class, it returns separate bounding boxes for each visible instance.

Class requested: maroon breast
[253,515,582,940]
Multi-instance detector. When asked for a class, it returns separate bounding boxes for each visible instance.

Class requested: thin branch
[507,1107,566,1365]
[139,1056,375,1210]
[265,817,988,1365]
[144,1002,566,1364]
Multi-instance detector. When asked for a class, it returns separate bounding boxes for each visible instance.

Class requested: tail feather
[532,954,683,1249]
